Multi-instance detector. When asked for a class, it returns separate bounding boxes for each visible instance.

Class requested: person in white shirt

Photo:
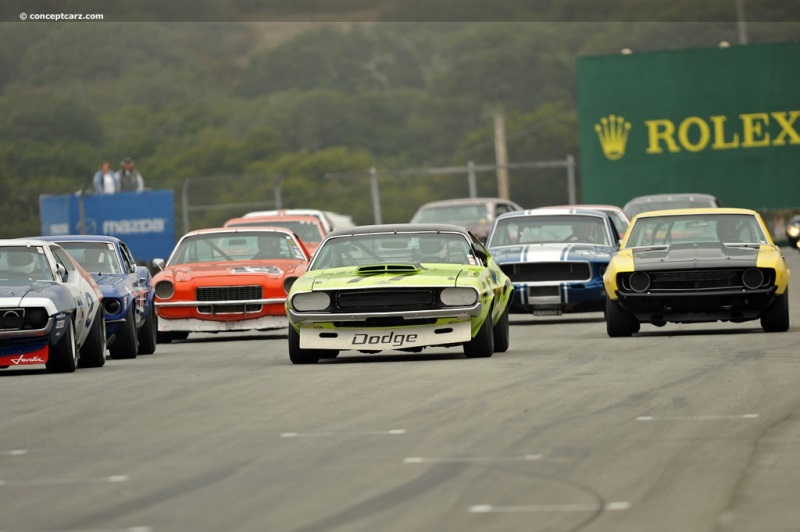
[92,161,119,195]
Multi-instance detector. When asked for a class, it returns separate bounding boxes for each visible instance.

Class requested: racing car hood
[0,282,70,314]
[164,260,306,281]
[90,274,129,287]
[490,243,615,264]
[631,242,759,271]
[301,264,468,291]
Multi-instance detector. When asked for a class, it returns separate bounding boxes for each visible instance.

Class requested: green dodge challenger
[285,224,514,364]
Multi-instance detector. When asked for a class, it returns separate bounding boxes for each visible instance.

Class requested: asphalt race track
[2,250,800,532]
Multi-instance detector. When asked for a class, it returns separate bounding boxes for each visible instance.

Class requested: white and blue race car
[0,240,106,372]
[486,208,621,315]
[39,236,157,359]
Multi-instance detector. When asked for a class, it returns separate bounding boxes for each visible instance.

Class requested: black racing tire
[109,305,138,359]
[464,310,495,358]
[492,305,510,353]
[138,303,158,355]
[606,297,639,337]
[78,307,106,368]
[46,319,78,373]
[288,326,321,364]
[761,290,790,332]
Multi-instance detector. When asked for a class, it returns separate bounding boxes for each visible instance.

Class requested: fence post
[370,167,382,225]
[274,174,283,210]
[467,161,477,198]
[566,155,577,204]
[182,178,191,234]
[77,187,86,234]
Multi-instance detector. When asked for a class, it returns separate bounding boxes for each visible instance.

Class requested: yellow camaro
[603,208,790,336]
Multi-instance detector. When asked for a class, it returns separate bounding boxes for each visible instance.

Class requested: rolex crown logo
[595,114,632,160]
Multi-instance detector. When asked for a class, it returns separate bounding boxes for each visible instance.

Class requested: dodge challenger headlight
[787,225,800,238]
[440,287,479,306]
[291,292,331,311]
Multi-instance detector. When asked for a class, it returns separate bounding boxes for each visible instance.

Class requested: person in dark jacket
[116,157,145,192]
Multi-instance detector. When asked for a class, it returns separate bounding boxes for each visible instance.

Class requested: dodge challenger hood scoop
[356,264,420,276]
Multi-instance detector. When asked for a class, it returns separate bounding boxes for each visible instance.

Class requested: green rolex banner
[577,41,800,210]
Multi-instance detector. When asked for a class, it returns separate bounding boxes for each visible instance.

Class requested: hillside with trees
[0,0,798,236]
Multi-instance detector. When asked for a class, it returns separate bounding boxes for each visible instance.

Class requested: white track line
[637,414,758,421]
[404,454,541,464]
[281,429,406,438]
[0,528,152,532]
[0,475,129,487]
[469,501,631,513]
[1,449,27,456]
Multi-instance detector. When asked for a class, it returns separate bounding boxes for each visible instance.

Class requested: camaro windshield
[0,246,55,282]
[169,231,305,265]
[625,214,767,247]
[489,215,610,246]
[411,204,489,224]
[626,198,717,218]
[58,242,124,274]
[226,220,323,243]
[311,232,474,270]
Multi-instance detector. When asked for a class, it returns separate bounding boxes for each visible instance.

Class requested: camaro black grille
[618,269,775,292]
[651,270,742,290]
[500,262,590,282]
[196,286,262,302]
[336,289,436,311]
[197,304,262,315]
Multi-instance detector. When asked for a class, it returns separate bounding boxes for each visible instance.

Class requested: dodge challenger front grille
[336,289,436,311]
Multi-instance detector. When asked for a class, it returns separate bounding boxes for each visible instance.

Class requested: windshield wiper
[631,245,669,252]
[723,242,761,248]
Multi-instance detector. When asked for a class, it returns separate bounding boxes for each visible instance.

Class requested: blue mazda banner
[40,190,176,262]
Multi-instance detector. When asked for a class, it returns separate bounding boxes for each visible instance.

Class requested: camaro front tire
[761,290,790,333]
[138,303,158,355]
[110,305,139,359]
[605,297,639,337]
[46,319,78,373]
[79,307,106,368]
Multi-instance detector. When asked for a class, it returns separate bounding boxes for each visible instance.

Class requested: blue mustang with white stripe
[486,208,620,315]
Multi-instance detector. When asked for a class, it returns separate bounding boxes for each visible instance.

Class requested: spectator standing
[116,157,145,192]
[92,161,119,195]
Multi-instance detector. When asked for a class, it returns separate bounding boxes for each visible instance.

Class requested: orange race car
[151,227,311,343]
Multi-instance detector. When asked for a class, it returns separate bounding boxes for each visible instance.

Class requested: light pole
[735,0,748,44]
